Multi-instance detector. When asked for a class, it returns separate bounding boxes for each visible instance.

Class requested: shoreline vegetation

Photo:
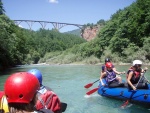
[1,62,149,72]
[29,62,150,66]
[1,0,150,72]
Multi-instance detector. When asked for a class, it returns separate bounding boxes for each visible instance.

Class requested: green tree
[0,0,5,15]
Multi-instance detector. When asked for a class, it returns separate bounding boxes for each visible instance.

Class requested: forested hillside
[0,0,86,71]
[97,0,150,63]
[65,29,81,37]
[44,0,150,64]
[0,0,150,71]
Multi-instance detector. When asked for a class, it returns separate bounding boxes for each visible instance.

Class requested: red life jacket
[0,91,4,99]
[126,66,141,83]
[36,88,61,113]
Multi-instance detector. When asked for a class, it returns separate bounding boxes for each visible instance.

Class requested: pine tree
[0,0,5,15]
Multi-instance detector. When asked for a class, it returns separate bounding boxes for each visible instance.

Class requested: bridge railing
[13,20,84,31]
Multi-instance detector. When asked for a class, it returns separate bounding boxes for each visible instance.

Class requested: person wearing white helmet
[133,60,142,65]
[127,60,148,90]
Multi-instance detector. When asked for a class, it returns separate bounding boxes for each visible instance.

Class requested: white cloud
[49,0,59,3]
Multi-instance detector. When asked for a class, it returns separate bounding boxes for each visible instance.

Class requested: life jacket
[126,67,133,79]
[0,95,9,113]
[0,91,4,99]
[36,86,61,113]
[105,70,116,83]
[126,67,141,84]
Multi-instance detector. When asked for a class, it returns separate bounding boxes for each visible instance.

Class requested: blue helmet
[28,69,42,85]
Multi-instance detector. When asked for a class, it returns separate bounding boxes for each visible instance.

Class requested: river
[0,64,150,113]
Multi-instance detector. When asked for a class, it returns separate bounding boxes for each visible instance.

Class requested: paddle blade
[86,87,99,95]
[120,100,129,108]
[84,79,100,88]
[84,83,93,88]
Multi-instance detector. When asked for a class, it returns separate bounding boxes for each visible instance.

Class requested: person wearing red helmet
[101,58,125,76]
[100,62,124,88]
[4,72,54,113]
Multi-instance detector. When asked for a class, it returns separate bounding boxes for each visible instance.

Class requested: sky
[2,0,136,32]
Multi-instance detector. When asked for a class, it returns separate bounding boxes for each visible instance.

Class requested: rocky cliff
[81,25,101,41]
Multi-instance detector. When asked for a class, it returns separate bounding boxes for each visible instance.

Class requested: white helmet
[132,60,142,66]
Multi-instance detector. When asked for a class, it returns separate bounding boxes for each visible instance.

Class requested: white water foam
[84,93,101,98]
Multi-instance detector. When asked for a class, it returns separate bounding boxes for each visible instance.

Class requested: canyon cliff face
[81,25,101,41]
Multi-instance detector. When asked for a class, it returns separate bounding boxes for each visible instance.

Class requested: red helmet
[4,72,40,103]
[105,62,113,68]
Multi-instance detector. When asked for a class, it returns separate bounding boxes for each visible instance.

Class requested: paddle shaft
[84,79,99,88]
[93,79,100,84]
[135,72,146,88]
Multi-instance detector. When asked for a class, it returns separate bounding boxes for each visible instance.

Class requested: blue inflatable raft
[98,79,150,107]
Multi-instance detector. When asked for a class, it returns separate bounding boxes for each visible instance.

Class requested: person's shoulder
[38,85,53,95]
[40,85,52,91]
[44,86,52,91]
[112,64,115,67]
[101,65,105,68]
[128,70,134,74]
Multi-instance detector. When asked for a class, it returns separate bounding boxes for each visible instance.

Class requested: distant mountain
[64,29,81,37]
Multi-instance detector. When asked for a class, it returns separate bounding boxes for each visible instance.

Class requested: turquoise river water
[0,64,150,113]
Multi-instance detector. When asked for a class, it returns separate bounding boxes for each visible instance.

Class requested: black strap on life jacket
[36,109,54,113]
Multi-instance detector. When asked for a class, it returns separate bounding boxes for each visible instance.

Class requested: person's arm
[127,71,136,90]
[100,65,105,76]
[100,72,106,86]
[112,68,125,75]
[141,67,149,82]
[141,67,148,73]
[101,65,105,71]
[100,71,104,76]
[111,64,125,75]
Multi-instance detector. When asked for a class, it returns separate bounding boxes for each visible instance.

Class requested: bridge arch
[13,20,84,31]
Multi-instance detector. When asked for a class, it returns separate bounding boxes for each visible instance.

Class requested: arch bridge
[13,20,84,31]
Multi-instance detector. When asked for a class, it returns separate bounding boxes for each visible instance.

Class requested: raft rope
[101,87,150,101]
